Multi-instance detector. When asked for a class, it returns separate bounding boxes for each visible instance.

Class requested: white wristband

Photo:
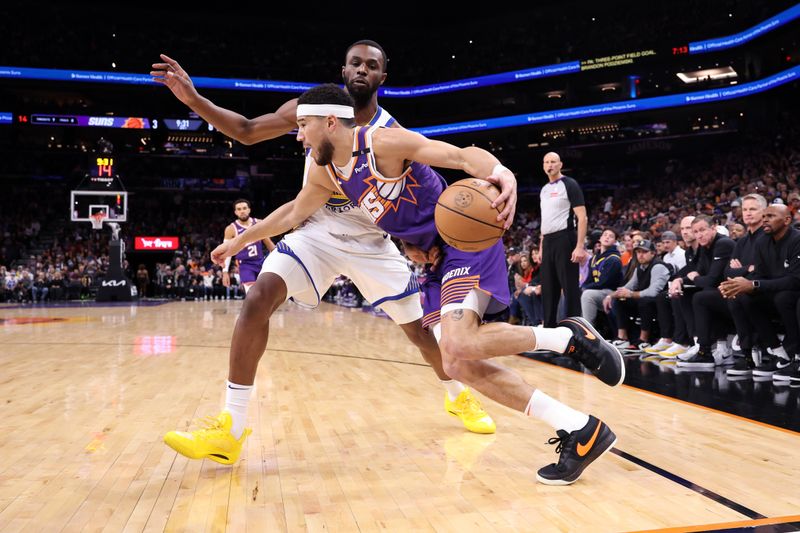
[492,163,510,176]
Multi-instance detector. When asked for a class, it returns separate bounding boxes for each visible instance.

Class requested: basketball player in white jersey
[152,40,495,466]
[223,198,276,294]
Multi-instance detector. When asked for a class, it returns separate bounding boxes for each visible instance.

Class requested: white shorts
[259,227,422,325]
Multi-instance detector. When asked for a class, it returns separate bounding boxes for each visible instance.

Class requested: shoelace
[193,415,225,437]
[460,394,486,417]
[545,430,574,469]
[546,433,567,454]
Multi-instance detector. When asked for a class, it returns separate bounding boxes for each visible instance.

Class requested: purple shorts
[238,260,264,284]
[420,240,510,328]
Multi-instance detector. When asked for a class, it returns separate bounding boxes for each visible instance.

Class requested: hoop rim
[89,212,107,230]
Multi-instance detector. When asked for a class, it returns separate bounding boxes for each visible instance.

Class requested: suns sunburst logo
[358,173,420,223]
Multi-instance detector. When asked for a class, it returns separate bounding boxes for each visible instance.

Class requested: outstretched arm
[211,167,334,265]
[373,128,517,228]
[151,54,297,145]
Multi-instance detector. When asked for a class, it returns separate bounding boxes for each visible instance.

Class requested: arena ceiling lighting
[677,66,738,84]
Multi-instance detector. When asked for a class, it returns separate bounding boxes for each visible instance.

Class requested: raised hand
[151,54,199,105]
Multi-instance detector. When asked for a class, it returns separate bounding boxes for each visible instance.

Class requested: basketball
[435,178,506,252]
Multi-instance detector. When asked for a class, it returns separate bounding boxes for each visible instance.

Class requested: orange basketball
[435,178,506,252]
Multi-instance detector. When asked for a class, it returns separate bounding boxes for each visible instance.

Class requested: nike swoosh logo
[577,421,602,456]
[565,318,596,340]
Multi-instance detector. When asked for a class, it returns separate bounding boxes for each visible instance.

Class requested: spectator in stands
[212,269,223,299]
[31,272,49,303]
[506,247,524,324]
[201,266,215,300]
[515,250,544,326]
[604,239,670,351]
[14,270,32,303]
[655,216,701,358]
[49,270,65,301]
[643,231,682,354]
[729,223,746,240]
[660,231,686,272]
[670,215,735,366]
[136,264,150,298]
[620,232,634,267]
[725,199,742,226]
[580,228,623,327]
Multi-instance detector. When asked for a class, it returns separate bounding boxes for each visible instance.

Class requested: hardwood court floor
[1,300,799,532]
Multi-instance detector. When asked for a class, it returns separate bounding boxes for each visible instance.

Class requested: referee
[538,152,588,327]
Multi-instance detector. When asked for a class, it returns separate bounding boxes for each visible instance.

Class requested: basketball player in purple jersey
[154,42,495,468]
[216,84,625,485]
[223,198,275,293]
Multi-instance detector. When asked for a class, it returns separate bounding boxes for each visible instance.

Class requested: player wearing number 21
[212,84,625,485]
[223,198,275,293]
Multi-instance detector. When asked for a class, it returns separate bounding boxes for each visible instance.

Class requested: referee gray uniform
[540,176,585,326]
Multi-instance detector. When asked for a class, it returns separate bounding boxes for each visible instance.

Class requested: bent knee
[241,280,284,317]
[440,336,478,362]
[441,353,469,381]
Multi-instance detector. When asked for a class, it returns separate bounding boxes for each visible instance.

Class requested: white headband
[296,104,354,119]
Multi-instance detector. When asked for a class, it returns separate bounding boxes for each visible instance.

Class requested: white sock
[531,326,572,353]
[524,389,590,433]
[441,379,466,401]
[225,380,253,439]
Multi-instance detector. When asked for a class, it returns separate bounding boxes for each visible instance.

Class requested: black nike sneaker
[559,317,626,386]
[676,348,716,370]
[727,356,756,377]
[773,359,800,382]
[536,415,617,486]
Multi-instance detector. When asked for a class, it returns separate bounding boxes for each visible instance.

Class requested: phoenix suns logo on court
[357,173,421,223]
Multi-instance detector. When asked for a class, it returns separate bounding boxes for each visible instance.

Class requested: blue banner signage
[1,4,795,96]
[411,66,799,136]
[690,3,800,53]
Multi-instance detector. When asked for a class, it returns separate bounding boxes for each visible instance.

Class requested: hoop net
[90,212,107,230]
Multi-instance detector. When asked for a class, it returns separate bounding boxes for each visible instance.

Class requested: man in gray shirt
[602,240,670,351]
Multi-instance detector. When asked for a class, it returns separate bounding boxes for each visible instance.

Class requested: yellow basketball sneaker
[445,389,496,434]
[164,411,251,465]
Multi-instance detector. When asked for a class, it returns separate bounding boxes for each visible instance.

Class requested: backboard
[70,153,128,222]
[70,190,128,222]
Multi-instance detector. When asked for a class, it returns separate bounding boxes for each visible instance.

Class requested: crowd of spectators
[0,188,252,303]
[3,124,798,319]
[502,126,800,382]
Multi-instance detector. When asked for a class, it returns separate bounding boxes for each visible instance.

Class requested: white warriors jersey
[297,106,396,244]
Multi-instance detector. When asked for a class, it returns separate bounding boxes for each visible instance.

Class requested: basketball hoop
[90,212,107,230]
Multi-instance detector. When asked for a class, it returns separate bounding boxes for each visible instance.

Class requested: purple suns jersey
[320,123,510,325]
[233,218,266,264]
[324,125,445,251]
